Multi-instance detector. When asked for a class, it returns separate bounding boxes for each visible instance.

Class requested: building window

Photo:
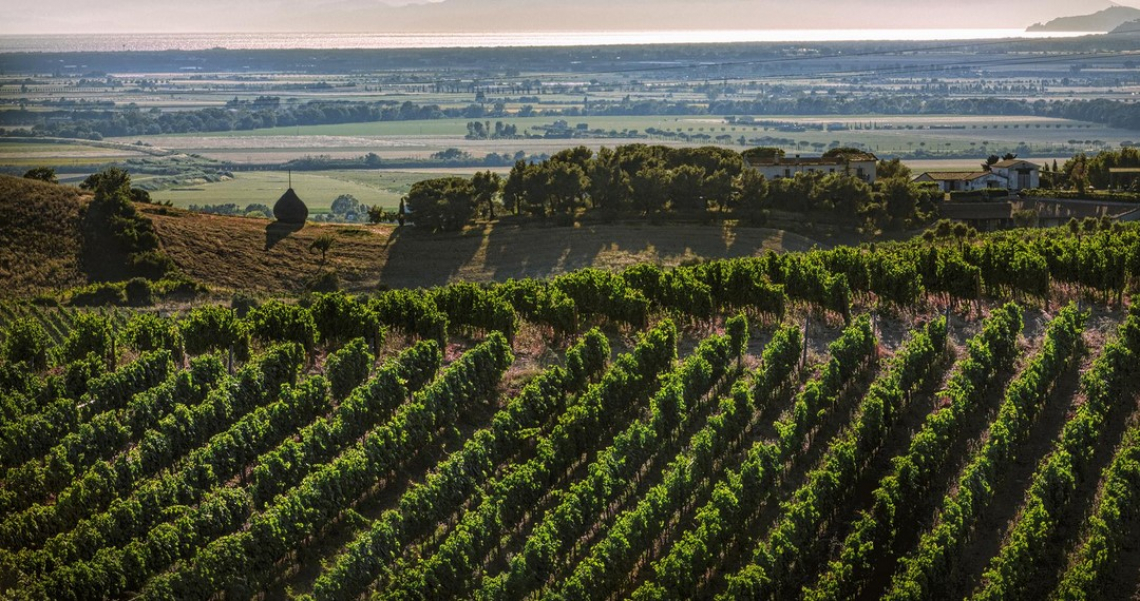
[784,168,791,177]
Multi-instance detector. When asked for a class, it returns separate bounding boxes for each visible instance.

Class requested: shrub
[325,337,375,400]
[1,318,51,370]
[23,166,57,183]
[231,291,260,318]
[247,301,319,351]
[311,292,382,348]
[152,275,208,299]
[129,251,177,280]
[63,352,106,399]
[180,305,248,358]
[121,313,184,362]
[69,282,126,307]
[59,312,113,365]
[306,270,340,293]
[124,278,154,306]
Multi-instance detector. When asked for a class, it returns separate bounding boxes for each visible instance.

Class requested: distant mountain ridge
[1028,5,1140,31]
[1111,18,1140,32]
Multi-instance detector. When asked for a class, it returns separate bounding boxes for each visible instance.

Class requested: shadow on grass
[265,221,304,251]
[377,225,485,288]
[375,219,814,290]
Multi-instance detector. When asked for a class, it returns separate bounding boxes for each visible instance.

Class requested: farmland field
[85,113,1129,176]
[2,222,1139,601]
[0,141,152,167]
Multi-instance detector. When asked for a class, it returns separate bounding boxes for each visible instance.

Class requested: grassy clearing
[147,170,456,213]
[140,203,819,293]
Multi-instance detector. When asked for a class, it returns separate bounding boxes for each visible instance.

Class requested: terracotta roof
[916,171,1004,182]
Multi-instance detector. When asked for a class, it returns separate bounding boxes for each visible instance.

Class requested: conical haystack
[274,187,308,224]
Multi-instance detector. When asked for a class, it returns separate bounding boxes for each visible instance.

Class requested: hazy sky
[1,0,1126,35]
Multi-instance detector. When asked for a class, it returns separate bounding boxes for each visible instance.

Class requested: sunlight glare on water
[0,29,1087,52]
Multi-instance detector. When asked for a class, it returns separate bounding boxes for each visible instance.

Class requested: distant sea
[0,29,1087,53]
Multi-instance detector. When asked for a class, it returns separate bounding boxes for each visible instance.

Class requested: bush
[124,278,154,306]
[947,188,1009,202]
[152,275,208,299]
[180,305,248,358]
[69,282,126,307]
[63,352,106,399]
[325,337,374,400]
[121,313,184,362]
[231,291,260,318]
[1,318,51,370]
[306,270,340,293]
[247,301,319,351]
[23,166,57,183]
[310,292,382,348]
[59,312,113,364]
[129,251,177,280]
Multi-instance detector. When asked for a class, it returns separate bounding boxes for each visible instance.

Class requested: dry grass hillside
[0,175,89,295]
[146,207,820,292]
[0,175,822,296]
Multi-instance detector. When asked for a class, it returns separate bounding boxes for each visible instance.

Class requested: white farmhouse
[913,171,1009,193]
[988,159,1040,191]
[745,152,878,184]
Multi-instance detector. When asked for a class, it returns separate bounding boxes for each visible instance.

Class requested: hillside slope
[1028,5,1140,31]
[145,205,819,292]
[0,175,88,295]
[0,175,820,296]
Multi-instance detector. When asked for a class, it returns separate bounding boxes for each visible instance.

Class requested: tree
[22,167,57,183]
[588,147,632,212]
[876,158,911,180]
[81,167,132,198]
[630,166,672,215]
[704,169,736,213]
[405,177,477,231]
[880,177,919,227]
[472,170,502,220]
[742,147,785,162]
[545,161,588,217]
[310,234,336,264]
[367,205,395,224]
[733,168,769,214]
[129,188,152,204]
[822,147,866,159]
[814,173,873,217]
[669,165,707,212]
[330,194,364,218]
[550,145,594,172]
[398,198,406,226]
[502,160,529,216]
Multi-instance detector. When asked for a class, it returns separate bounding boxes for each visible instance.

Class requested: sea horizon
[0,29,1089,53]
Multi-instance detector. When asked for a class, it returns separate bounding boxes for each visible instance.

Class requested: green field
[116,114,1124,164]
[149,170,462,213]
[0,141,150,168]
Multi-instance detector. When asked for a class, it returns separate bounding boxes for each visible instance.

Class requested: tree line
[402,145,940,233]
[6,95,1140,141]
